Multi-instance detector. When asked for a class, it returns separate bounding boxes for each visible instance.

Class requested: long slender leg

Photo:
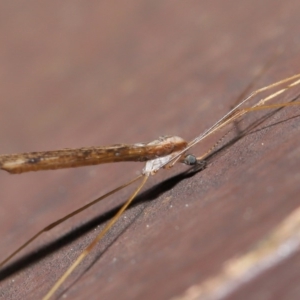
[43,174,149,300]
[0,175,143,268]
[192,77,300,161]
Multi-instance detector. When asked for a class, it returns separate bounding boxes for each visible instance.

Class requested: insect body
[1,74,300,299]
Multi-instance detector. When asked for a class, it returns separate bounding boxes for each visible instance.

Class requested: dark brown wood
[1,1,300,300]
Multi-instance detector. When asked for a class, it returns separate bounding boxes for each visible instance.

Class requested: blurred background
[0,1,300,299]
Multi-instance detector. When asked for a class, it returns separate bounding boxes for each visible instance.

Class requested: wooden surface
[0,1,300,300]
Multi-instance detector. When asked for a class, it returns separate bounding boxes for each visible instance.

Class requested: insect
[1,73,300,299]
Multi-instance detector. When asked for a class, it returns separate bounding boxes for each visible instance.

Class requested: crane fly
[1,73,300,299]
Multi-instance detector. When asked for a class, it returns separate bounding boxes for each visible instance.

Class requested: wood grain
[0,1,300,300]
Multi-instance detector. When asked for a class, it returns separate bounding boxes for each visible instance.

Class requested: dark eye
[183,154,197,165]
